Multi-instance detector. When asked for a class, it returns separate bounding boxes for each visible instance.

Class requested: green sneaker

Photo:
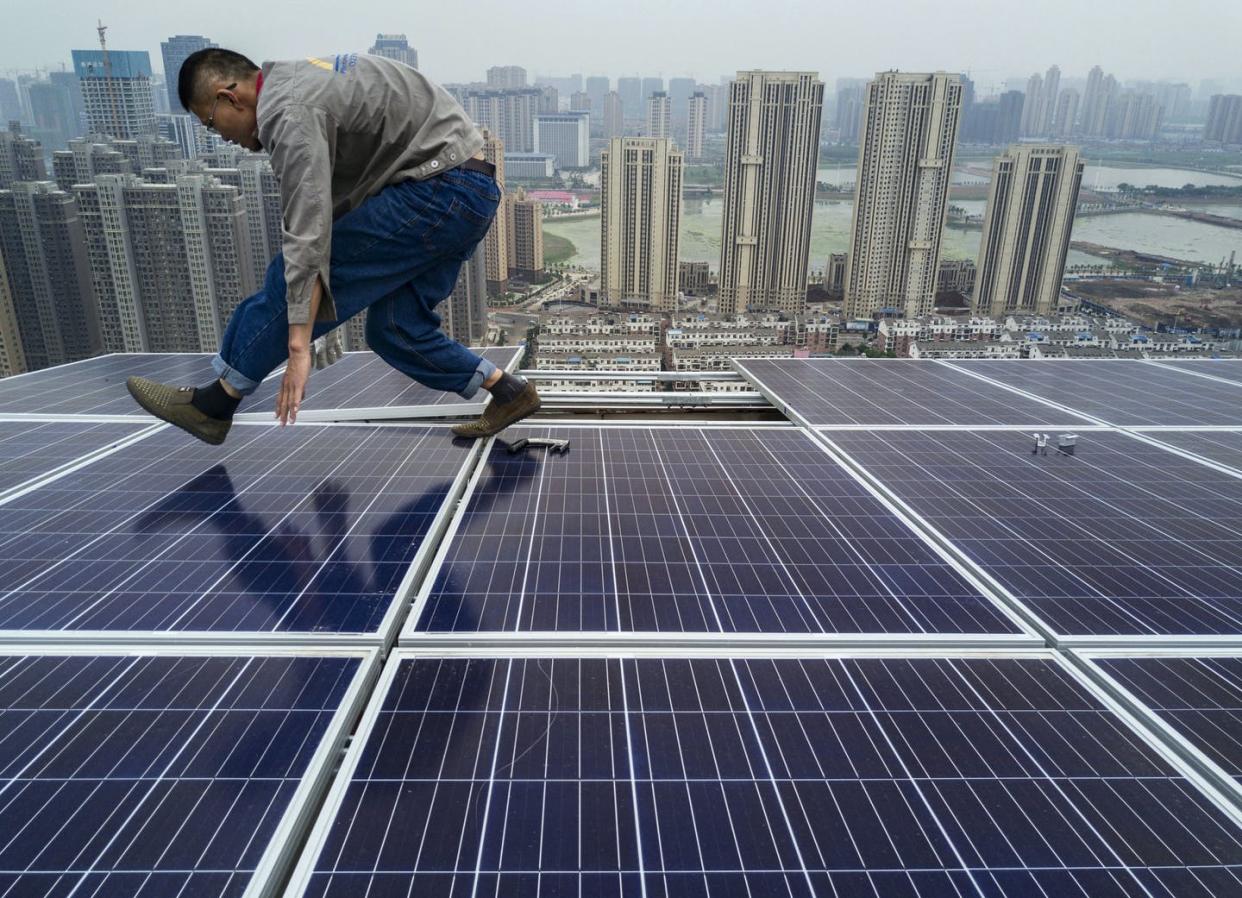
[126,376,232,445]
[452,382,542,439]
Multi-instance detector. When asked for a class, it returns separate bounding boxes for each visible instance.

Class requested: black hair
[177,48,259,112]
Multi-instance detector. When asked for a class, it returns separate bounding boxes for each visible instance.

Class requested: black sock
[191,380,242,419]
[488,371,527,404]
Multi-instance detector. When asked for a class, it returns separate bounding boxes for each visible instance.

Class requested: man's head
[179,48,263,151]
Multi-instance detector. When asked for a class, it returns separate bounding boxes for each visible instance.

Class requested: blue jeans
[212,166,502,399]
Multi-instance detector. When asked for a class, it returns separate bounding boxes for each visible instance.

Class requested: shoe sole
[126,379,229,446]
[452,400,542,439]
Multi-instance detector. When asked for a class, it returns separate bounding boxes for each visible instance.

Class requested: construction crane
[96,20,123,138]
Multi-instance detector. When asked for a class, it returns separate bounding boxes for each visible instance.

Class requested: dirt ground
[1073,280,1242,330]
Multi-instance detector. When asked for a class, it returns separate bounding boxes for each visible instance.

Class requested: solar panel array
[3,352,1242,897]
[239,347,522,421]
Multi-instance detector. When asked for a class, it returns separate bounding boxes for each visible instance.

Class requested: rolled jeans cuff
[460,356,497,399]
[211,353,264,396]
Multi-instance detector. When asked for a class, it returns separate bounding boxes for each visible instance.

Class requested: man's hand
[312,329,344,370]
[276,345,312,425]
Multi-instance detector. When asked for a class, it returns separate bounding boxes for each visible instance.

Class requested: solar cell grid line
[404,425,1029,642]
[1139,430,1242,477]
[1076,652,1242,809]
[0,422,478,642]
[729,358,1094,427]
[0,647,377,898]
[237,347,522,422]
[824,428,1242,642]
[0,353,281,419]
[947,359,1242,426]
[285,649,1242,898]
[1151,359,1242,388]
[0,420,159,499]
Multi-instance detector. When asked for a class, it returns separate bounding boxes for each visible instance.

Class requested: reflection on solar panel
[289,652,1242,898]
[731,358,1089,426]
[0,420,154,495]
[0,354,224,417]
[1092,655,1242,793]
[0,650,372,898]
[1154,359,1242,387]
[948,360,1242,426]
[1144,430,1242,473]
[0,423,474,640]
[407,427,1024,640]
[239,347,522,421]
[828,429,1242,640]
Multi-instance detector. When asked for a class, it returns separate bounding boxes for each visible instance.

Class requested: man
[126,48,539,444]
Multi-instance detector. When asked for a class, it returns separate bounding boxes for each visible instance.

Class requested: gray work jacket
[257,53,484,324]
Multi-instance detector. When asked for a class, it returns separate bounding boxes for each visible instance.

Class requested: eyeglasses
[204,83,237,133]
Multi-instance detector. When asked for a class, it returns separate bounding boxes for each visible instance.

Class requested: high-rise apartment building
[506,188,543,275]
[160,35,216,110]
[28,74,85,151]
[487,66,528,89]
[600,137,683,311]
[585,76,610,113]
[237,155,282,279]
[718,71,823,315]
[668,77,696,130]
[0,124,46,189]
[603,92,624,139]
[0,181,100,371]
[1020,72,1043,137]
[835,79,867,143]
[686,92,707,159]
[641,78,663,106]
[533,112,589,169]
[0,250,25,376]
[479,130,509,295]
[617,78,642,120]
[368,34,418,70]
[538,85,559,114]
[646,92,671,139]
[462,88,539,153]
[1053,89,1079,138]
[1206,95,1242,144]
[569,91,590,113]
[845,71,963,320]
[0,80,21,126]
[72,49,157,139]
[441,242,488,344]
[75,172,253,352]
[960,91,1023,144]
[974,144,1083,317]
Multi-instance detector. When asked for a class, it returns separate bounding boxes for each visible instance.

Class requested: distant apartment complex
[718,71,823,315]
[600,137,683,312]
[1206,95,1242,145]
[974,145,1084,318]
[845,71,963,319]
[71,49,156,139]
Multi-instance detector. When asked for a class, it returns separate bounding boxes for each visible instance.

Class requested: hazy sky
[4,0,1239,90]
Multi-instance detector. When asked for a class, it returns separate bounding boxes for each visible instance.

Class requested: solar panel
[827,428,1242,642]
[1085,654,1242,799]
[948,360,1242,426]
[0,419,156,497]
[287,651,1242,898]
[730,358,1092,427]
[0,649,376,898]
[0,422,477,642]
[405,426,1028,642]
[1153,359,1242,387]
[1144,430,1242,473]
[0,354,240,418]
[238,347,522,422]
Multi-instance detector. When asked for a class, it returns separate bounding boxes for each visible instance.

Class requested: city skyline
[2,1,1239,87]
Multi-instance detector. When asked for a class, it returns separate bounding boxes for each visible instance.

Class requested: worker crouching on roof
[126,48,539,444]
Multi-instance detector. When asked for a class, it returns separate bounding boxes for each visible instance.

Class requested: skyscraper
[0,181,101,371]
[1020,72,1043,137]
[973,144,1083,318]
[160,35,216,110]
[1053,89,1079,138]
[506,188,543,275]
[533,112,590,169]
[27,75,85,151]
[479,129,509,295]
[0,250,25,376]
[0,79,21,126]
[1206,95,1242,144]
[368,34,418,70]
[641,78,664,106]
[441,242,488,344]
[603,91,624,139]
[834,78,867,143]
[585,76,610,113]
[0,124,46,189]
[487,66,528,89]
[617,77,642,120]
[646,92,671,139]
[72,49,157,139]
[845,71,963,320]
[237,155,282,281]
[600,137,683,311]
[718,71,823,316]
[1039,65,1061,135]
[462,88,539,152]
[686,92,707,160]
